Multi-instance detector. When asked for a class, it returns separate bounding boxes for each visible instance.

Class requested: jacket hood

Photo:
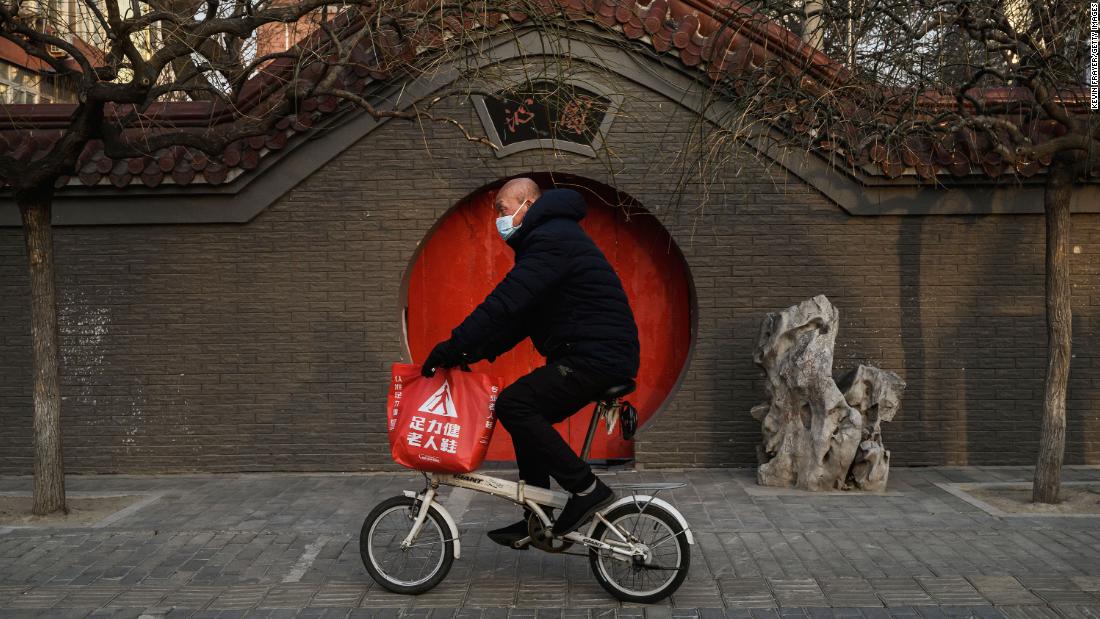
[506,188,586,248]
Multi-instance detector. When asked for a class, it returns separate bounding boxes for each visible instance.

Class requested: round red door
[405,177,691,461]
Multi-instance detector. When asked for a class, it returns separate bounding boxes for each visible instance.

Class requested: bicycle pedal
[508,533,533,550]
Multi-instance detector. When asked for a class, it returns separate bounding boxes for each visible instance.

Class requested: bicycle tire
[360,495,455,594]
[587,501,691,603]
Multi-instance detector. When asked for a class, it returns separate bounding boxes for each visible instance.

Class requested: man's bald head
[494,177,541,226]
[498,177,540,204]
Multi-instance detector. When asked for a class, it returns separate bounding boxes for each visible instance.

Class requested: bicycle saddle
[599,381,636,401]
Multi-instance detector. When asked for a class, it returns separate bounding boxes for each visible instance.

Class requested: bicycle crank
[526,513,573,553]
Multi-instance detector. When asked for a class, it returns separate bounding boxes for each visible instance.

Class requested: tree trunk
[1032,154,1075,504]
[803,0,824,50]
[16,189,66,516]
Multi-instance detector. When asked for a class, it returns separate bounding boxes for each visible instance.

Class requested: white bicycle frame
[399,470,695,562]
[396,395,693,561]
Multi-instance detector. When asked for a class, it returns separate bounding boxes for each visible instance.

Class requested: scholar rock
[837,364,906,491]
[751,295,906,491]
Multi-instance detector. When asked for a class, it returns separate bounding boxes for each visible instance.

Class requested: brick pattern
[2,68,1100,473]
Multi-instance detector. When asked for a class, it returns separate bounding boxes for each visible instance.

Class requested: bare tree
[0,0,505,514]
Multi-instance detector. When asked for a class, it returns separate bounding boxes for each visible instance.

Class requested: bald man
[421,177,640,546]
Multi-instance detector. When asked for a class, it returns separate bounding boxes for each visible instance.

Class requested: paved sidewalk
[0,466,1098,618]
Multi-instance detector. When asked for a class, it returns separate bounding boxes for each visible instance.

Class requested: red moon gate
[405,179,692,462]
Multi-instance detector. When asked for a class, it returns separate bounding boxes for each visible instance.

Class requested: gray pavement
[0,466,1098,618]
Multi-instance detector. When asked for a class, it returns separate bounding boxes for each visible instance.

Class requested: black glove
[422,339,462,378]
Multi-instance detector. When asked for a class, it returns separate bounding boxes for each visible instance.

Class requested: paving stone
[209,585,270,609]
[997,606,1060,619]
[57,584,123,606]
[514,582,566,609]
[410,581,468,608]
[1032,589,1099,605]
[31,608,106,619]
[162,585,226,608]
[882,607,921,617]
[85,608,147,618]
[297,608,353,618]
[671,578,724,607]
[465,579,516,608]
[964,577,1042,605]
[1048,605,1100,619]
[0,584,32,602]
[359,586,413,608]
[257,584,319,608]
[818,578,883,608]
[768,579,828,607]
[868,579,935,607]
[310,583,367,607]
[1071,577,1100,592]
[4,586,70,608]
[568,580,615,609]
[104,585,175,608]
[718,577,775,609]
[914,578,988,606]
[1015,576,1082,590]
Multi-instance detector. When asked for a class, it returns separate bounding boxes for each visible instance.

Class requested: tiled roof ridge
[0,0,1095,190]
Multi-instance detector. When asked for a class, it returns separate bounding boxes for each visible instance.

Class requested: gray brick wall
[1,68,1099,473]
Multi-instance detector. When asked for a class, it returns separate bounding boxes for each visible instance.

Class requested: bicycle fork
[399,485,438,550]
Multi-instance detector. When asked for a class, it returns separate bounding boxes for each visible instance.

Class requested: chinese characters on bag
[406,416,461,454]
[389,375,403,431]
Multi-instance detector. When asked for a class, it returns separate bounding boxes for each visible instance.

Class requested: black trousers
[496,360,627,495]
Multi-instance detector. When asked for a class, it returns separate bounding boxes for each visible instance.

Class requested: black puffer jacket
[448,188,640,380]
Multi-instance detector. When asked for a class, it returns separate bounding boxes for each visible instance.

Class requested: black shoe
[487,519,530,550]
[551,477,615,537]
[487,508,555,549]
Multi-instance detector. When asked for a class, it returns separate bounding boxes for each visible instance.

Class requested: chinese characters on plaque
[478,80,614,151]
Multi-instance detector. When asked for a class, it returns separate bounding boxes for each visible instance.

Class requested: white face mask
[496,200,529,241]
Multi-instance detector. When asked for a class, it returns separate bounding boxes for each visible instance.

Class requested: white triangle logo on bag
[418,381,458,418]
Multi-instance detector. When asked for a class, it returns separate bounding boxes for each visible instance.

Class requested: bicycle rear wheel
[587,501,691,603]
[360,495,455,594]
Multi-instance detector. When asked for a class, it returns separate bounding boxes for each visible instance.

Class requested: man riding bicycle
[421,177,640,547]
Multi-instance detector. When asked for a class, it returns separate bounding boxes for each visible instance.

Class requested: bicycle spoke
[405,538,455,549]
[415,547,437,580]
[648,529,684,550]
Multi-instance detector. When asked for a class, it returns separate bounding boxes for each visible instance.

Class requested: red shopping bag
[386,363,502,473]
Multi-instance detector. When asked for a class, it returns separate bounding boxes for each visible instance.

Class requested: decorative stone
[837,364,906,491]
[751,295,905,491]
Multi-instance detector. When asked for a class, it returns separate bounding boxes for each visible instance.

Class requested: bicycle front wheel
[360,495,455,594]
[588,501,691,603]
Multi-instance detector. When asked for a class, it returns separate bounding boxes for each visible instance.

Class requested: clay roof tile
[203,162,228,184]
[0,0,1092,193]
